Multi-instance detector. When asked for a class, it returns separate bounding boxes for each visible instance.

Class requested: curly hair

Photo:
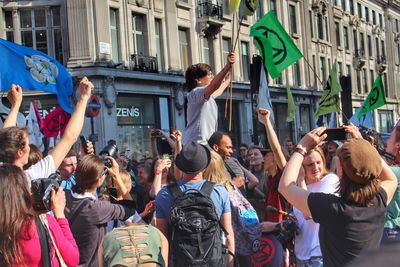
[0,127,28,163]
[185,63,213,91]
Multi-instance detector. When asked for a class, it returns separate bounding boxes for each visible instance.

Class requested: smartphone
[79,135,88,153]
[162,154,171,160]
[321,128,347,141]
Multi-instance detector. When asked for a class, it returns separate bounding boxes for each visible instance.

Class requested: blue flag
[349,107,374,128]
[0,38,73,113]
[257,66,275,125]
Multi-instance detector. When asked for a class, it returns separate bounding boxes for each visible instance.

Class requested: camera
[31,173,62,212]
[275,219,299,247]
[100,141,118,168]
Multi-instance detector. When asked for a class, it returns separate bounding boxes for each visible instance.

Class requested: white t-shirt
[25,155,56,183]
[294,173,339,260]
[182,86,218,145]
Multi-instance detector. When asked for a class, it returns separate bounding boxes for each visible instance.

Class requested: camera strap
[35,216,52,267]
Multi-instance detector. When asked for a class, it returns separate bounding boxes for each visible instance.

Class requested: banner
[250,12,303,78]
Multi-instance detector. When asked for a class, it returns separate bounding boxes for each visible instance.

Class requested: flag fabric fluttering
[358,74,386,118]
[349,107,374,128]
[250,12,303,79]
[286,86,296,122]
[314,61,342,117]
[241,0,259,16]
[257,66,275,125]
[229,0,241,13]
[43,106,71,138]
[0,38,73,113]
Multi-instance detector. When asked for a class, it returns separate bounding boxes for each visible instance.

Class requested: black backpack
[168,181,228,267]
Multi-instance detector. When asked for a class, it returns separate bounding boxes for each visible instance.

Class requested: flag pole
[302,56,324,87]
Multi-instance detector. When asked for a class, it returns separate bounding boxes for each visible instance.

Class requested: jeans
[381,227,400,244]
[296,256,323,267]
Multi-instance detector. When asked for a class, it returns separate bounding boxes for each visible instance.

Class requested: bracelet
[155,169,162,175]
[295,146,307,157]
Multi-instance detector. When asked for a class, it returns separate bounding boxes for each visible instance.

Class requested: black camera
[99,141,118,168]
[275,219,299,247]
[31,173,62,212]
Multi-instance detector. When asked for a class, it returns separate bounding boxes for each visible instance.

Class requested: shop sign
[116,106,140,117]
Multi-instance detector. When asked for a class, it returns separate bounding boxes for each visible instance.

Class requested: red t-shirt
[265,168,286,222]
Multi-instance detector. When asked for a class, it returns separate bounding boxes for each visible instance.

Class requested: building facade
[0,0,399,159]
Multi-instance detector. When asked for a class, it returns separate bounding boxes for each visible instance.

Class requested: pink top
[14,214,79,267]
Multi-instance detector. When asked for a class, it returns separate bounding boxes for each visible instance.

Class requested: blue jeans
[296,256,323,267]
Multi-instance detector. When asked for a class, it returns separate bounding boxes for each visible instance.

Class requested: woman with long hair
[0,164,79,266]
[293,146,339,267]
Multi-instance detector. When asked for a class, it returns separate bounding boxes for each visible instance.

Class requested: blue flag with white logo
[0,38,73,113]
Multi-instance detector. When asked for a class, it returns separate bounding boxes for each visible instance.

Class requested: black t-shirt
[308,188,387,267]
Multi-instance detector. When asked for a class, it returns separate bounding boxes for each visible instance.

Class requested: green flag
[314,61,342,117]
[358,74,386,118]
[229,0,241,13]
[250,12,303,78]
[241,0,259,16]
[286,85,296,122]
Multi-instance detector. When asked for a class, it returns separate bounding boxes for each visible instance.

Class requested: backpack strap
[200,180,215,197]
[167,182,183,200]
[35,216,51,267]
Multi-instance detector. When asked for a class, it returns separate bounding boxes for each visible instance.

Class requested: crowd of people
[0,54,400,267]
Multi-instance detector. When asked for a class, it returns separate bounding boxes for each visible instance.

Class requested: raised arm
[258,108,287,169]
[50,77,93,169]
[204,52,235,99]
[278,127,327,219]
[3,84,23,128]
[379,158,397,205]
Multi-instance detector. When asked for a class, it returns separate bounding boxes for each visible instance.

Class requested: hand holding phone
[320,128,347,141]
[79,135,88,153]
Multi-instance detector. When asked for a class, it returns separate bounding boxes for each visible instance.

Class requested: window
[222,38,231,66]
[338,62,343,77]
[289,5,297,34]
[4,10,14,42]
[381,40,385,57]
[357,3,362,18]
[356,71,361,93]
[332,0,337,6]
[293,62,301,86]
[344,26,349,49]
[349,0,354,15]
[203,37,212,67]
[110,8,120,63]
[362,68,368,93]
[379,14,383,27]
[320,57,326,81]
[241,41,250,81]
[367,35,372,57]
[365,7,369,22]
[370,70,374,89]
[372,10,376,24]
[383,73,388,97]
[270,0,277,14]
[376,37,380,57]
[341,0,346,11]
[353,29,358,51]
[19,7,63,63]
[317,14,324,40]
[299,105,311,134]
[179,28,190,71]
[335,21,341,46]
[359,32,365,54]
[398,44,400,64]
[313,55,317,86]
[324,16,329,42]
[132,13,148,55]
[155,19,164,72]
[346,64,351,78]
[397,19,399,32]
[309,10,314,38]
[378,110,393,133]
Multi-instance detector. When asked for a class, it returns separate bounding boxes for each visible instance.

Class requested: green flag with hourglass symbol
[250,12,303,78]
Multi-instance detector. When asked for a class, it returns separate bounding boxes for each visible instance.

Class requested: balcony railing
[198,0,223,20]
[130,54,158,73]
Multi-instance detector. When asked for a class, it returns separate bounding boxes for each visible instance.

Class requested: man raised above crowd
[182,52,235,145]
[0,77,93,182]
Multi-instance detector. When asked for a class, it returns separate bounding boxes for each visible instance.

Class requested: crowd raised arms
[1,67,400,267]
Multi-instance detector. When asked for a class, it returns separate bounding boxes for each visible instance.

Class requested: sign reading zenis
[116,106,140,117]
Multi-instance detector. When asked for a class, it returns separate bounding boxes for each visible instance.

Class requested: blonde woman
[203,151,284,267]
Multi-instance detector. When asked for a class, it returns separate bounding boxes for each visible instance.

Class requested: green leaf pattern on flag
[358,74,386,118]
[314,61,342,117]
[250,12,303,78]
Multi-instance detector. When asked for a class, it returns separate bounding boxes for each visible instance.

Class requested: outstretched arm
[50,77,93,169]
[258,108,287,170]
[3,84,23,128]
[204,52,235,99]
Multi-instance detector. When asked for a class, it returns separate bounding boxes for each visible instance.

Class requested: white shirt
[25,155,56,183]
[294,173,339,260]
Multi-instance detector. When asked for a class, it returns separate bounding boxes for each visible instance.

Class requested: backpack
[229,189,262,256]
[168,181,227,267]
